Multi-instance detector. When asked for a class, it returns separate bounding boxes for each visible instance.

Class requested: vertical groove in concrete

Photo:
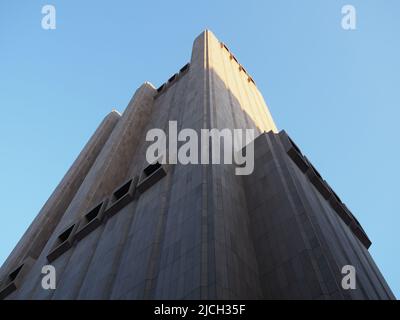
[143,67,187,298]
[205,30,263,298]
[0,111,120,279]
[201,30,212,299]
[210,29,232,298]
[151,66,193,298]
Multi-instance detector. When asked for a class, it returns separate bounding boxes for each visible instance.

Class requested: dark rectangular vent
[239,65,248,74]
[168,74,177,83]
[180,63,190,73]
[59,225,74,243]
[306,161,322,180]
[0,257,35,300]
[305,165,331,200]
[330,200,353,225]
[157,84,165,93]
[247,76,256,84]
[279,131,309,173]
[144,162,162,177]
[104,177,137,220]
[230,54,238,64]
[220,42,229,52]
[114,181,131,201]
[47,224,77,262]
[9,265,23,282]
[330,190,342,203]
[86,203,102,222]
[350,221,372,249]
[137,162,167,194]
[75,200,108,242]
[288,136,302,154]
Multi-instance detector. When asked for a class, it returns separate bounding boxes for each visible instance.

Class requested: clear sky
[0,0,399,298]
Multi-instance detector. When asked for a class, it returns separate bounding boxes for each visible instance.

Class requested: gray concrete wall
[243,132,395,299]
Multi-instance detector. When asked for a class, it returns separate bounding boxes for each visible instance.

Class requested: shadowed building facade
[0,30,395,300]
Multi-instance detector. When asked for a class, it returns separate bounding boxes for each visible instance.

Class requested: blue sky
[0,0,399,298]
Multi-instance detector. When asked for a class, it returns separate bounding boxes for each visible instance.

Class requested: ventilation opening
[331,190,342,203]
[85,203,102,222]
[9,265,23,282]
[137,162,166,194]
[180,63,189,73]
[58,225,74,243]
[168,74,177,83]
[114,181,132,200]
[157,84,165,93]
[288,136,302,155]
[230,54,238,63]
[348,209,361,227]
[144,162,161,177]
[47,224,76,262]
[309,163,321,178]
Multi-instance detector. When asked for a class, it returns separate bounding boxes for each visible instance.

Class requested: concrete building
[0,30,395,300]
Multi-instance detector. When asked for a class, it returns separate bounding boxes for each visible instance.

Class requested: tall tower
[0,30,394,300]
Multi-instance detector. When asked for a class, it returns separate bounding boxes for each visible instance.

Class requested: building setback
[0,30,395,300]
